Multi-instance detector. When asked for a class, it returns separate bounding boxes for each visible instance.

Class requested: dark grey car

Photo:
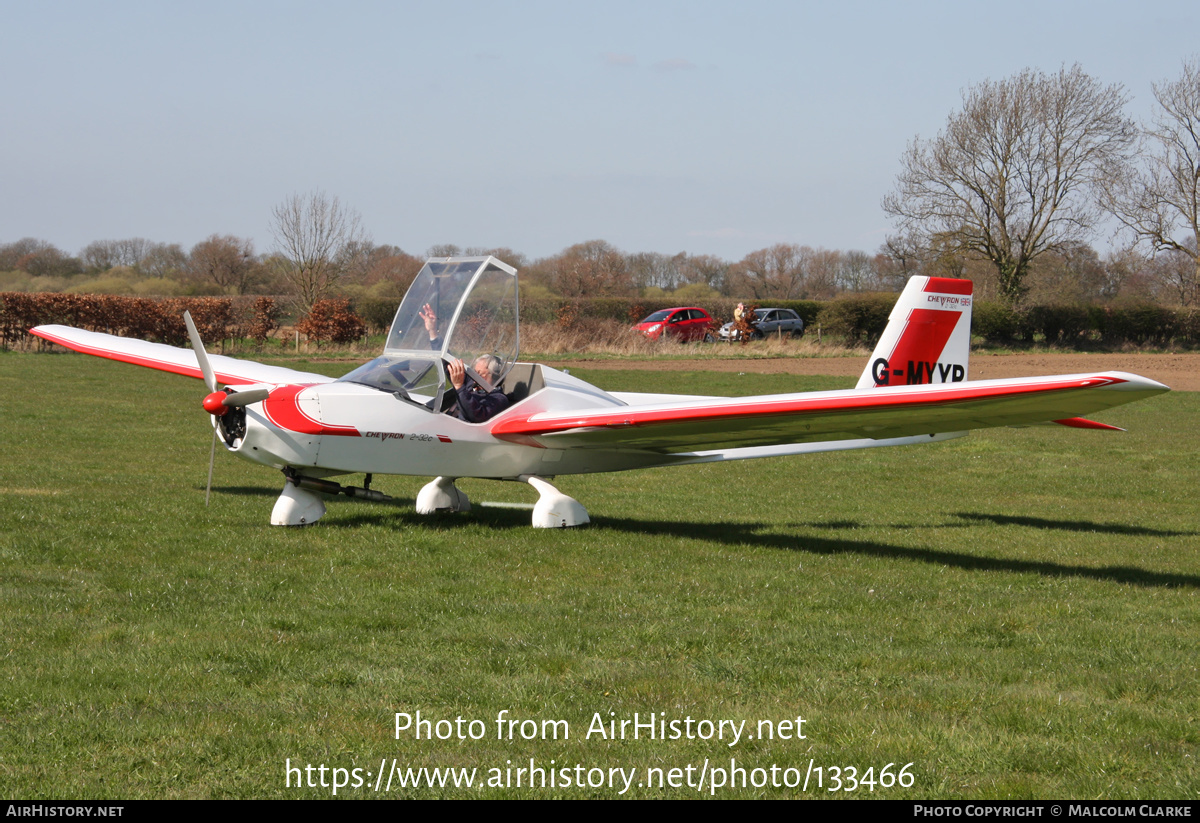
[718,307,805,341]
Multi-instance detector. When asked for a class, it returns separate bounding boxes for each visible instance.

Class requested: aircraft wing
[491,372,1169,453]
[29,325,336,387]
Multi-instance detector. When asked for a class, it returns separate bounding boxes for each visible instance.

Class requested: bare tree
[679,254,729,293]
[464,247,528,270]
[1104,58,1200,305]
[336,238,379,285]
[426,243,461,258]
[884,65,1136,304]
[1099,246,1149,301]
[0,238,81,277]
[804,248,843,299]
[1024,242,1109,304]
[337,242,423,299]
[726,245,842,299]
[81,240,120,272]
[1,238,52,271]
[81,238,157,272]
[836,250,877,293]
[627,251,687,291]
[188,235,261,294]
[880,234,925,280]
[139,243,187,280]
[543,240,633,297]
[270,191,366,310]
[1145,241,1199,306]
[726,244,807,299]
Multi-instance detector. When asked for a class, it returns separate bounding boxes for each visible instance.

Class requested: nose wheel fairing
[271,481,326,526]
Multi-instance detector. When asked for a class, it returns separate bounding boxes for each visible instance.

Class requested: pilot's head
[474,354,502,385]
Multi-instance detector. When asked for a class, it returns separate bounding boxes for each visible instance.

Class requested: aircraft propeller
[183,311,268,504]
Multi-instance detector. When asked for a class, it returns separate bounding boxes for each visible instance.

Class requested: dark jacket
[452,383,509,423]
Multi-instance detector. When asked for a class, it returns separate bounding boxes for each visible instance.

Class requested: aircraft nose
[203,391,230,416]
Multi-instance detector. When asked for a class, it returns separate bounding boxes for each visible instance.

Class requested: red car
[634,307,716,342]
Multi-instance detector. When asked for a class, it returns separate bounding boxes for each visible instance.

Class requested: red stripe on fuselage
[262,384,361,436]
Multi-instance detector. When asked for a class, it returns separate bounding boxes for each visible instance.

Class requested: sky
[1,0,1197,263]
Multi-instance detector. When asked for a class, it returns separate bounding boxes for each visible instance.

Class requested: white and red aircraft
[31,256,1169,528]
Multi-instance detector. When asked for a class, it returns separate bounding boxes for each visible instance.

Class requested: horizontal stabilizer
[1053,416,1126,432]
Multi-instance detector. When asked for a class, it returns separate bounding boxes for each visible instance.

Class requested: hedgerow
[5,291,1199,351]
[3,292,304,350]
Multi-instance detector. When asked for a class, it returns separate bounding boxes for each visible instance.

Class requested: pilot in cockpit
[419,303,510,423]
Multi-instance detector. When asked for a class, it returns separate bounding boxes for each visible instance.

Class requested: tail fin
[856,276,973,389]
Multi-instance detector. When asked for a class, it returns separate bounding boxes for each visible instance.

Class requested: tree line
[3,59,1197,312]
[0,230,912,308]
[3,229,1193,313]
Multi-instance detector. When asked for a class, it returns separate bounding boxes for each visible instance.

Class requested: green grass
[1,352,1197,798]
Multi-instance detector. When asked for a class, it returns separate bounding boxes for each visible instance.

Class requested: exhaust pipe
[287,471,393,503]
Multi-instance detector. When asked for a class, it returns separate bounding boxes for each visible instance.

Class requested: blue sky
[2,0,1196,262]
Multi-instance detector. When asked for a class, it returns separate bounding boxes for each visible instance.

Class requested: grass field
[1,351,1196,799]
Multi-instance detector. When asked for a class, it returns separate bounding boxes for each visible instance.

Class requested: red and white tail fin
[856,276,973,389]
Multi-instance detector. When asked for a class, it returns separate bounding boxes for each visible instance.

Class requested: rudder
[856,276,973,389]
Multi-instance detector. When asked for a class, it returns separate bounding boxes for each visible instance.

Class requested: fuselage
[226,363,684,479]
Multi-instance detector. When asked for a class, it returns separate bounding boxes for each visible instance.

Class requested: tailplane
[856,276,973,389]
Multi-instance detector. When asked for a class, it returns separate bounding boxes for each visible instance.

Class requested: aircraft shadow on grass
[810,514,1195,538]
[599,515,1200,590]
[199,484,283,498]
[201,483,419,509]
[951,511,1196,538]
[298,497,1200,591]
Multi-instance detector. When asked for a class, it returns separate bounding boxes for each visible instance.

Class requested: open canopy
[337,256,519,404]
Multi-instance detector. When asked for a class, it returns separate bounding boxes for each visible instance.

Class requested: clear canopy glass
[338,256,519,406]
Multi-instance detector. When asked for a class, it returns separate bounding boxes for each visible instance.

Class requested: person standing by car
[733,303,758,344]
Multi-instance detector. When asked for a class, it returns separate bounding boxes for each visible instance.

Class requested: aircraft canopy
[336,256,519,404]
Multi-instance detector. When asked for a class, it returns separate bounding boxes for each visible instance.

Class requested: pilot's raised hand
[447,358,467,390]
[419,304,438,339]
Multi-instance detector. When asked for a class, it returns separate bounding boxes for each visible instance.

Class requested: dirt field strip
[543,353,1200,391]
